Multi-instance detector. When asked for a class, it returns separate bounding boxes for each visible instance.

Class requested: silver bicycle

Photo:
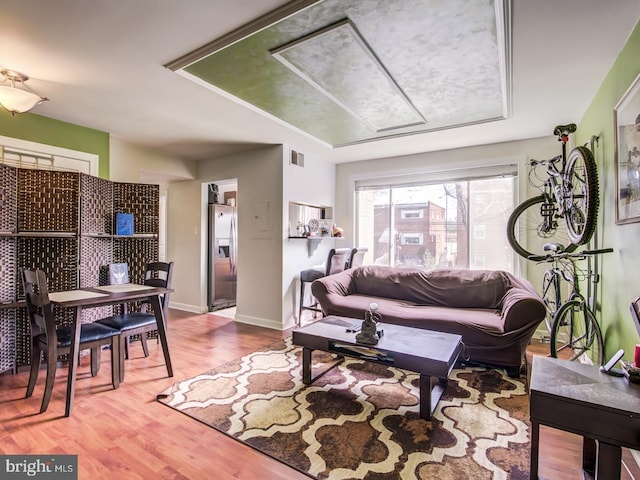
[533,243,612,365]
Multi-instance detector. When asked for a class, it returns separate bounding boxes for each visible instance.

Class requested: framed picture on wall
[614,72,640,224]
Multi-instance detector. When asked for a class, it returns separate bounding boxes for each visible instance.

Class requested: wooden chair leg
[90,347,101,377]
[110,337,120,389]
[299,281,305,324]
[26,345,41,398]
[40,348,58,414]
[140,334,150,357]
[124,336,130,360]
[118,334,126,384]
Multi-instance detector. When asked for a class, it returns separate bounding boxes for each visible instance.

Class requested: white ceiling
[1,0,639,164]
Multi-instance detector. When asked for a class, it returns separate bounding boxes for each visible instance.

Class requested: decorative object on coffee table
[356,302,381,345]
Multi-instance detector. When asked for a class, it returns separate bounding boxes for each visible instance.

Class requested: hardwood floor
[0,310,637,479]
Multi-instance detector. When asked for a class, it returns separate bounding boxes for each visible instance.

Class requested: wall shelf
[113,233,158,239]
[17,232,77,238]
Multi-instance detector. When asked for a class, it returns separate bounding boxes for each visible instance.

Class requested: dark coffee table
[292,315,463,420]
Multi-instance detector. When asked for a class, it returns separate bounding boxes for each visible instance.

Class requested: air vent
[290,150,305,167]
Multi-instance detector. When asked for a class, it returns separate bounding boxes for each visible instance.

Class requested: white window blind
[355,163,517,190]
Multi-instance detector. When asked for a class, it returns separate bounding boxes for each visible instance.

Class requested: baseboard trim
[168,302,205,314]
[167,304,284,331]
[234,313,283,331]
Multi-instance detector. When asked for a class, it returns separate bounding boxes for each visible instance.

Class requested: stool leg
[299,281,305,325]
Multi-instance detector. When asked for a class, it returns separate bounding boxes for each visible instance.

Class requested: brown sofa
[311,265,545,375]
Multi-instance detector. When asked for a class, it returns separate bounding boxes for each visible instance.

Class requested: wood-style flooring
[0,310,637,479]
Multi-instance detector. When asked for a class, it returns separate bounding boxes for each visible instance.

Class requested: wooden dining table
[48,284,174,417]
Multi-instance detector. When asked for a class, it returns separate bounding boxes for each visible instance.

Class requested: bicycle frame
[529,130,572,232]
[508,123,598,259]
[541,255,574,330]
[538,245,612,363]
[546,251,592,308]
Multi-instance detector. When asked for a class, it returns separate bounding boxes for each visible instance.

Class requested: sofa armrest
[310,269,355,311]
[500,286,546,332]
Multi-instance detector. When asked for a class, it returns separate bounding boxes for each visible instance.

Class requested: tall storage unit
[0,164,159,372]
[16,168,79,368]
[0,164,17,374]
[80,174,114,322]
[113,182,159,284]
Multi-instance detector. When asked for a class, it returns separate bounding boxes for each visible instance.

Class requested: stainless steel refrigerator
[207,203,237,311]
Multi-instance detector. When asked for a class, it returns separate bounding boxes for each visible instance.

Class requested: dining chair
[347,247,368,269]
[96,261,174,382]
[21,268,121,414]
[298,248,351,324]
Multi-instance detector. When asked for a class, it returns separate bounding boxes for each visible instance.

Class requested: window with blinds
[355,164,517,272]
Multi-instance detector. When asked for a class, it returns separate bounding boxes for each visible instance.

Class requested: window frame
[354,163,518,272]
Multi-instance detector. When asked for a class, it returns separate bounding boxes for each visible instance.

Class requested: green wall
[577,19,640,358]
[0,110,109,178]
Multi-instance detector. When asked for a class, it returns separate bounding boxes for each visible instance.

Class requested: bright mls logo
[1,455,77,479]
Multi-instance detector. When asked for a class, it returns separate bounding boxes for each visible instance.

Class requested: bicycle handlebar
[580,248,614,255]
[528,247,613,262]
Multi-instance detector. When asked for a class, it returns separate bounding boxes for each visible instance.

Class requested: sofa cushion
[325,293,505,335]
[350,266,507,309]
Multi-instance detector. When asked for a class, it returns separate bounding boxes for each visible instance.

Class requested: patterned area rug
[157,338,530,480]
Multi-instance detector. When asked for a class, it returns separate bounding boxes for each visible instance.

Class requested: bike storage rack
[508,125,612,365]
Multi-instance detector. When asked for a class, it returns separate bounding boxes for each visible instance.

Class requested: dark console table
[529,356,640,479]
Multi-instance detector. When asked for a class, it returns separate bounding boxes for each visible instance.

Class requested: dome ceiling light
[0,69,49,116]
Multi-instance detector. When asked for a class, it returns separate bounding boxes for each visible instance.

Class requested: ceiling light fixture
[0,69,49,115]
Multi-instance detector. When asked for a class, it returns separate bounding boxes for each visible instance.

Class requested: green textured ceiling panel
[181,0,509,147]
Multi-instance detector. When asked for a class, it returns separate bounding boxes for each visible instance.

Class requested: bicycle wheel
[550,299,604,365]
[541,270,560,333]
[564,146,599,245]
[506,195,578,259]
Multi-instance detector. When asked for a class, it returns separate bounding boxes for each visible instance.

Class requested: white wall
[111,140,334,331]
[165,180,201,312]
[166,144,336,331]
[282,146,337,328]
[170,145,285,329]
[109,138,197,186]
[109,138,198,314]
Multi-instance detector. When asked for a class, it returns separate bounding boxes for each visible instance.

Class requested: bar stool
[347,247,368,269]
[298,248,351,324]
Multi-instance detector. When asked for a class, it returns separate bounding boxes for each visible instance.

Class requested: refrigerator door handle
[230,212,237,275]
